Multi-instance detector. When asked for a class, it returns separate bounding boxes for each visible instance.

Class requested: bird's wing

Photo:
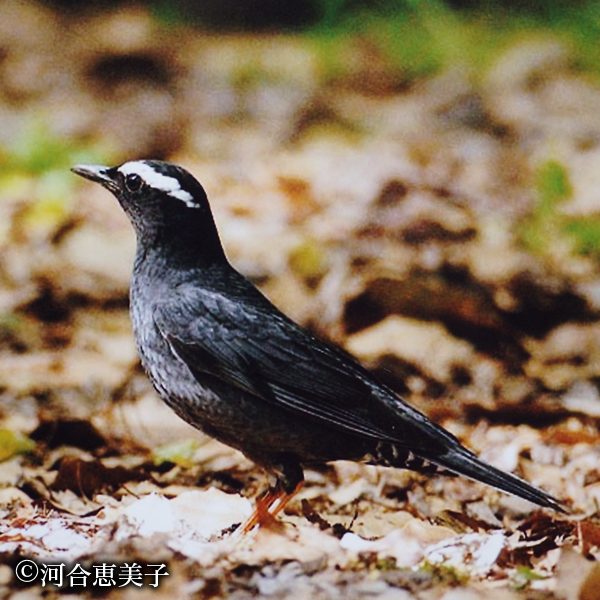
[153,283,567,513]
[153,284,447,449]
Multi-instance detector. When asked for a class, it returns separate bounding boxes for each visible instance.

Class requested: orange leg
[241,484,302,533]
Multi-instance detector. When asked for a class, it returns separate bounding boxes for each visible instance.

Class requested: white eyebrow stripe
[118,161,196,206]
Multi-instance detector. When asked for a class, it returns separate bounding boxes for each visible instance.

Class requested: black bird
[72,160,565,522]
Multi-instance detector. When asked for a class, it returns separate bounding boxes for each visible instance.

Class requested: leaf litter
[1,2,600,598]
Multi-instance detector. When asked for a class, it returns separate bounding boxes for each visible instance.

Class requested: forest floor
[1,1,600,598]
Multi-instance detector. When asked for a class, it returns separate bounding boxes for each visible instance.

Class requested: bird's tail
[369,439,565,512]
[428,446,567,513]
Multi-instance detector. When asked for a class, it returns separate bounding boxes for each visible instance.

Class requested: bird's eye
[124,173,143,193]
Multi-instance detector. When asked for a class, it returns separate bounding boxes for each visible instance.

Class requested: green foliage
[0,429,35,462]
[520,159,572,255]
[563,218,600,258]
[513,564,548,589]
[306,0,600,87]
[536,159,573,213]
[146,0,600,84]
[308,1,461,86]
[0,117,102,178]
[288,238,329,285]
[372,556,398,571]
[149,0,186,27]
[520,159,600,260]
[153,438,204,468]
[0,117,107,235]
[312,0,350,30]
[364,7,454,80]
[419,559,469,586]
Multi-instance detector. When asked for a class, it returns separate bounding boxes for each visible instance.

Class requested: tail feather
[370,441,566,513]
[430,447,566,513]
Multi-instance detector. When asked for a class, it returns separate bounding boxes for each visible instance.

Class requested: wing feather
[153,285,416,444]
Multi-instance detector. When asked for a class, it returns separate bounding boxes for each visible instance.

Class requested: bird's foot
[241,484,301,534]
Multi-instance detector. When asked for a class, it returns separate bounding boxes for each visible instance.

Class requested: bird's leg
[241,483,302,533]
[241,454,304,533]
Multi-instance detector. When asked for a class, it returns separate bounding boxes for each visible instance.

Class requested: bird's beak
[71,164,118,192]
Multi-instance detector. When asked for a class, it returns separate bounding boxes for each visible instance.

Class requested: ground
[0,1,600,598]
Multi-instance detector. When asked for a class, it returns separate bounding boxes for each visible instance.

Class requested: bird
[71,160,565,526]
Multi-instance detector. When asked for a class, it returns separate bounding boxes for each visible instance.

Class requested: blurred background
[0,0,600,577]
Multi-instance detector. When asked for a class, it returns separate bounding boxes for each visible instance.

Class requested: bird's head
[72,160,224,262]
[72,160,211,227]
